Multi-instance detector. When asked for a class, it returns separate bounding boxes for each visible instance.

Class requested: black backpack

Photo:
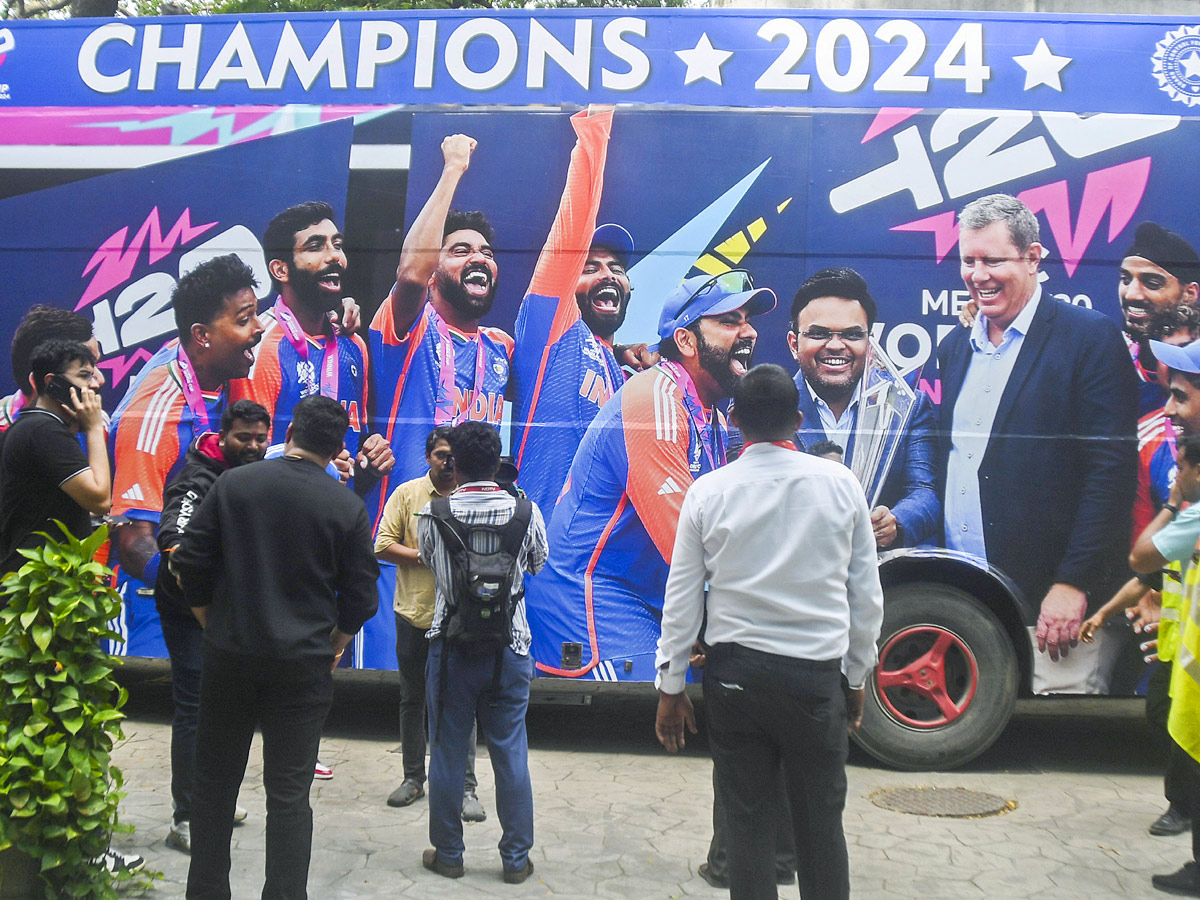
[428,496,533,654]
[428,496,534,736]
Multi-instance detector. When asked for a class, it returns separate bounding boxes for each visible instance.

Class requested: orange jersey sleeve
[621,369,695,563]
[526,107,615,348]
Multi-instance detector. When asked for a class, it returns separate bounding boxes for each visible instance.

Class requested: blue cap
[651,270,777,349]
[1151,339,1200,374]
[591,223,634,262]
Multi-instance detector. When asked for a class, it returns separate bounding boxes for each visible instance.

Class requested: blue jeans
[426,639,533,872]
[160,612,203,824]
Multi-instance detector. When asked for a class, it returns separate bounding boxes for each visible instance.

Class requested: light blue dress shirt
[807,380,860,450]
[944,287,1043,559]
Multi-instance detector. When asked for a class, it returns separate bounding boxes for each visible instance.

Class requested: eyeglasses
[796,326,869,343]
[677,269,755,319]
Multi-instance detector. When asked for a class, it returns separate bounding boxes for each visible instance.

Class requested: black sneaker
[1152,806,1193,837]
[1153,861,1200,897]
[95,848,146,874]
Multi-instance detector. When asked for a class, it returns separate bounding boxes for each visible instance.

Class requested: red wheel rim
[873,625,979,729]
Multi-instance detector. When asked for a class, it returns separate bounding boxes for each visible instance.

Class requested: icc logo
[0,29,12,65]
[1153,25,1200,106]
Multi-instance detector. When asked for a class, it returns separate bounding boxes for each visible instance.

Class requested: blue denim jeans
[425,639,533,872]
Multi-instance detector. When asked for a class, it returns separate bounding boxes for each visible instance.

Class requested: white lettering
[79,23,135,94]
[266,21,347,91]
[356,20,408,89]
[445,19,518,91]
[415,20,437,90]
[527,18,591,90]
[601,17,649,91]
[138,23,201,92]
[198,23,266,91]
[884,322,933,371]
[829,125,942,212]
[922,289,949,316]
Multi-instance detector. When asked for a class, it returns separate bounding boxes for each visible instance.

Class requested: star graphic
[1181,50,1200,81]
[1012,38,1072,91]
[675,33,734,87]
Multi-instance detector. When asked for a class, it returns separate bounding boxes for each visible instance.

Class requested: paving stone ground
[109,664,1190,899]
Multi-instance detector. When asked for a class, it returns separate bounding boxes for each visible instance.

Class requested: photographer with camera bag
[416,421,547,885]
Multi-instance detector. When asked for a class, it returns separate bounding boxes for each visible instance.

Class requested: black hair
[732,364,800,439]
[807,440,844,458]
[425,424,454,456]
[446,421,501,482]
[1183,434,1200,466]
[443,210,495,247]
[30,339,96,394]
[220,398,271,433]
[172,255,259,343]
[1177,368,1200,392]
[263,201,338,293]
[290,395,348,459]
[658,322,701,363]
[791,267,877,329]
[11,305,93,397]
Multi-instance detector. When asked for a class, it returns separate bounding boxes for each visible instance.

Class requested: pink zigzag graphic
[76,207,218,310]
[96,348,153,387]
[891,211,959,263]
[862,108,924,144]
[1017,158,1151,278]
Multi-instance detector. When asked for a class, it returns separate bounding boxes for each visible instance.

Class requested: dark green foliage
[0,524,146,899]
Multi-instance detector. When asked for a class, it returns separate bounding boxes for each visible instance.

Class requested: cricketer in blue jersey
[509,107,638,515]
[364,134,512,669]
[231,201,393,490]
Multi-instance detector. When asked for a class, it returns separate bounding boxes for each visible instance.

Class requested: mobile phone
[44,374,77,407]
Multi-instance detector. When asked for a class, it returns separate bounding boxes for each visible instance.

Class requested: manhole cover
[870,786,1015,818]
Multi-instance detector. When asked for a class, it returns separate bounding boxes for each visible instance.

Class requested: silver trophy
[849,338,922,508]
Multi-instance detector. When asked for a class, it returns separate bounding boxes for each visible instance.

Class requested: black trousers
[704,643,849,900]
[706,764,797,882]
[394,613,477,790]
[187,647,333,900]
[160,611,204,824]
[1148,661,1192,815]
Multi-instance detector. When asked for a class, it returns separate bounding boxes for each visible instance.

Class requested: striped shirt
[417,482,548,655]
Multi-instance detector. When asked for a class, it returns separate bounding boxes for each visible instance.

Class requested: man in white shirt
[654,363,884,900]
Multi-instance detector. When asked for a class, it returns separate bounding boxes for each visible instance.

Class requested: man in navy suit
[938,193,1138,664]
[787,267,939,548]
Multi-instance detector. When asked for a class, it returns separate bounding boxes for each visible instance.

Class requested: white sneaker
[314,760,334,780]
[233,803,248,823]
[95,847,146,873]
[165,820,190,854]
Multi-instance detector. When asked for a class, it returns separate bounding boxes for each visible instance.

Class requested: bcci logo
[1153,25,1200,107]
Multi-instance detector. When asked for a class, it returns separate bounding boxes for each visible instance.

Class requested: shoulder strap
[498,498,533,557]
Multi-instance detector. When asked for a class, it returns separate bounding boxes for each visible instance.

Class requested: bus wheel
[852,582,1018,771]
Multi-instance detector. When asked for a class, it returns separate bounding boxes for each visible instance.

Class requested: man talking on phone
[0,338,111,575]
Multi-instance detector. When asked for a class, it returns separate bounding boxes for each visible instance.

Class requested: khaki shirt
[374,472,444,629]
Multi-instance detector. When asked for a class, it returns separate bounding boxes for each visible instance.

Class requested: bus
[0,6,1192,770]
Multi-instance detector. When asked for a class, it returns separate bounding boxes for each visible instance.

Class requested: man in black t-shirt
[0,339,110,573]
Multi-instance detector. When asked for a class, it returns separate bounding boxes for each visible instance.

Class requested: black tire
[852,581,1019,771]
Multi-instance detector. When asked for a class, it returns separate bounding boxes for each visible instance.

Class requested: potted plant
[0,524,136,899]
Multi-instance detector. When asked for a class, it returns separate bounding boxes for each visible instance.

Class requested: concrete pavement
[108,665,1192,899]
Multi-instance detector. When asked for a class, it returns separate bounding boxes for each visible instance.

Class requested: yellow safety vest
[1169,552,1200,763]
[1160,562,1183,664]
